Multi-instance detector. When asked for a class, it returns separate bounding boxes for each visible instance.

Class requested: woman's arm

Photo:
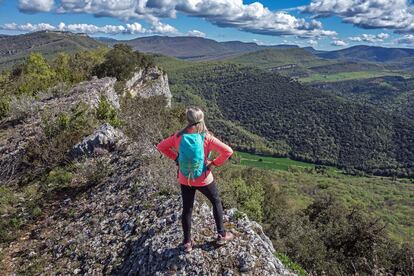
[156,134,178,161]
[208,135,233,167]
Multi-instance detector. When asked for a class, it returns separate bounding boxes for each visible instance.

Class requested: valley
[233,151,414,244]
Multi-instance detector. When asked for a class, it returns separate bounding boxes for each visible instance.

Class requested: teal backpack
[178,133,207,180]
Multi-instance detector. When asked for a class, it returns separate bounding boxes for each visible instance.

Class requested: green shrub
[96,96,121,127]
[93,44,154,81]
[0,96,10,119]
[120,94,185,143]
[18,53,57,96]
[25,103,98,175]
[217,166,267,222]
[276,253,307,276]
[46,167,73,186]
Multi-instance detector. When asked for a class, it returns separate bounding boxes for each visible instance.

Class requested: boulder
[70,123,125,158]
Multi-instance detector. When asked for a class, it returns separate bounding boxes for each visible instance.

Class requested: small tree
[93,44,154,81]
[18,52,56,96]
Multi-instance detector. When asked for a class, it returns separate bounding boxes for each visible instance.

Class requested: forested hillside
[311,76,414,120]
[162,61,414,177]
[226,48,408,81]
[318,45,414,62]
[110,35,299,61]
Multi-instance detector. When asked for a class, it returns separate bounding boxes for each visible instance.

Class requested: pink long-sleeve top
[156,131,233,186]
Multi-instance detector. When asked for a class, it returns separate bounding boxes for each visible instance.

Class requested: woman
[157,107,234,253]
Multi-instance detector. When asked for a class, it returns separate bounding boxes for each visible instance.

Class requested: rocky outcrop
[1,133,292,275]
[0,68,169,184]
[70,123,125,158]
[125,66,172,107]
[0,77,119,184]
[0,69,292,275]
[115,200,290,275]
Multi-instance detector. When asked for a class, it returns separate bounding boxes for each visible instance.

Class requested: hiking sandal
[216,231,234,245]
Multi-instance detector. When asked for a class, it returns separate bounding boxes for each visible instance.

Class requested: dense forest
[164,62,414,177]
[311,76,414,120]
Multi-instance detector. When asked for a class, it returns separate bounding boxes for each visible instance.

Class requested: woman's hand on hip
[207,160,215,170]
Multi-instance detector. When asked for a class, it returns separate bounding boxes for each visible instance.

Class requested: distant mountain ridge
[3,31,414,64]
[318,45,414,62]
[108,35,299,61]
[0,31,103,70]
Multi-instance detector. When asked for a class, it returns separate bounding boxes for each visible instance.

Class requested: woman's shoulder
[205,131,216,141]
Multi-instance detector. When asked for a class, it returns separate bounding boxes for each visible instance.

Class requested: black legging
[180,181,225,243]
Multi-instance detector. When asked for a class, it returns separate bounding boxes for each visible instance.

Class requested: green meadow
[236,151,315,171]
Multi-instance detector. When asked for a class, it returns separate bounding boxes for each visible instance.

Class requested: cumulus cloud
[396,34,414,44]
[303,0,414,33]
[56,0,335,37]
[18,0,54,13]
[149,21,178,34]
[349,33,390,43]
[187,30,206,37]
[0,21,151,35]
[308,39,318,46]
[331,39,348,46]
[0,22,55,32]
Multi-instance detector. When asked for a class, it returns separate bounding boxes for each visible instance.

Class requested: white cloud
[0,22,55,32]
[187,30,206,37]
[331,39,348,46]
[396,34,414,44]
[349,33,390,43]
[0,22,150,35]
[56,0,336,38]
[126,22,146,34]
[149,21,178,34]
[18,0,54,13]
[303,0,414,33]
[308,39,318,46]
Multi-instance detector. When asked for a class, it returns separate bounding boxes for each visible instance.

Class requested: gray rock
[70,123,125,157]
[125,66,172,107]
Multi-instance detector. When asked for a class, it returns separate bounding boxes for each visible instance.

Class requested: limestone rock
[70,123,125,158]
[125,66,172,107]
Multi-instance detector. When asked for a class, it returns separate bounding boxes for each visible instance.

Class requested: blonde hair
[177,107,208,136]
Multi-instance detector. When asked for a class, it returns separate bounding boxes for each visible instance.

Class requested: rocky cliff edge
[0,67,293,275]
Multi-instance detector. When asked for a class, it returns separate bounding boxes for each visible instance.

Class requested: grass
[300,71,410,83]
[236,151,315,171]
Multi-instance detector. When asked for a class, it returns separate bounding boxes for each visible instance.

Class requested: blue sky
[1,0,414,50]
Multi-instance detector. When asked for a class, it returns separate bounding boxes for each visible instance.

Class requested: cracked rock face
[125,66,172,107]
[114,199,292,276]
